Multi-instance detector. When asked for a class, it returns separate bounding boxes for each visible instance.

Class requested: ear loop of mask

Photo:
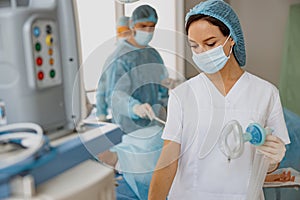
[223,34,233,58]
[227,45,233,58]
[223,34,231,46]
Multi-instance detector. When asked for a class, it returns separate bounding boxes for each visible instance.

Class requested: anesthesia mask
[219,120,272,161]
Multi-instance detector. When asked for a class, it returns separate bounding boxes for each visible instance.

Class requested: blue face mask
[134,30,154,46]
[192,35,232,74]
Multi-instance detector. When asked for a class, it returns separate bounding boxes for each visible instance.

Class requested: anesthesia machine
[0,0,123,199]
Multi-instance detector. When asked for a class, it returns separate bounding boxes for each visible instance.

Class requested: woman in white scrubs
[148,0,290,199]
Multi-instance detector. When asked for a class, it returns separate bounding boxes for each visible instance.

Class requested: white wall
[76,0,116,92]
[230,0,300,86]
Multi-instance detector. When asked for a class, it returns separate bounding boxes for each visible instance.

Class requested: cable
[0,123,44,170]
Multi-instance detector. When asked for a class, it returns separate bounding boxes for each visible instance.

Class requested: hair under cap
[130,5,158,28]
[185,0,246,66]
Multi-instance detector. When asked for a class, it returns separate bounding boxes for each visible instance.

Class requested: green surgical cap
[130,5,158,28]
[185,0,246,67]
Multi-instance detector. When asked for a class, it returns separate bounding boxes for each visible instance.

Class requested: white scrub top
[162,72,290,200]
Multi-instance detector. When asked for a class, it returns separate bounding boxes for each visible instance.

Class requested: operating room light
[115,0,139,4]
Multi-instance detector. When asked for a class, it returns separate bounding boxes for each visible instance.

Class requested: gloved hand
[257,134,286,164]
[132,103,155,120]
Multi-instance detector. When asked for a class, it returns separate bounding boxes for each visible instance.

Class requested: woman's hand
[257,134,286,164]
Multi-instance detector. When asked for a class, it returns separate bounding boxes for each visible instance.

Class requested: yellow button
[46,35,53,46]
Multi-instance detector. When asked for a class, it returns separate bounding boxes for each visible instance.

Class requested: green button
[35,42,41,51]
[50,69,55,78]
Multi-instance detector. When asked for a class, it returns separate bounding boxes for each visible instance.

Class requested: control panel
[31,20,62,89]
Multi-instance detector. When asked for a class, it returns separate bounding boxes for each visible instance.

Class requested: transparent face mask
[218,120,272,161]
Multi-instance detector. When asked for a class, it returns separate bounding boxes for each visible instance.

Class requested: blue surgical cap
[117,16,130,27]
[130,5,158,28]
[185,0,246,67]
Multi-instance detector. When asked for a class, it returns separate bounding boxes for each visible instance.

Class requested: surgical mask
[192,35,232,74]
[134,30,154,46]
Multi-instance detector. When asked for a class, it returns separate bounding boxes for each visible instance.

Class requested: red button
[36,57,43,66]
[37,71,44,80]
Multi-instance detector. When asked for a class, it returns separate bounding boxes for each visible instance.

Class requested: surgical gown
[96,40,168,133]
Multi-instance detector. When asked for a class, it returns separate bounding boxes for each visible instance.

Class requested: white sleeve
[161,91,183,144]
[266,90,290,144]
